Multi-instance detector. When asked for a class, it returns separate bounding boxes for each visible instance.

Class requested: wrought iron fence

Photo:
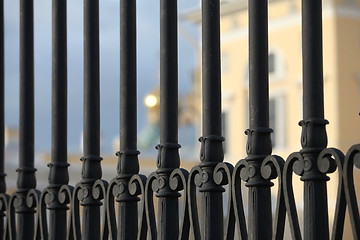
[0,0,358,239]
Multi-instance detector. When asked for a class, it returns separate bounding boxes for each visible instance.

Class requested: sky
[4,0,200,155]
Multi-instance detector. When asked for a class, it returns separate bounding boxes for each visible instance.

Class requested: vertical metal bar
[302,0,324,121]
[83,1,100,156]
[246,0,273,239]
[17,0,36,238]
[0,0,5,235]
[202,0,221,138]
[117,0,140,239]
[249,0,269,131]
[160,0,178,144]
[47,0,69,239]
[120,0,137,160]
[81,0,102,239]
[156,0,181,238]
[200,0,224,238]
[301,0,329,239]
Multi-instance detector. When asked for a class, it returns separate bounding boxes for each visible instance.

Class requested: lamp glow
[144,94,158,108]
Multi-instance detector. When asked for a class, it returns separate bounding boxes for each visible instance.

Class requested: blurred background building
[184,0,360,163]
[2,0,360,238]
[182,0,360,238]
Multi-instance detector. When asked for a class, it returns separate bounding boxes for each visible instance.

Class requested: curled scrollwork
[343,144,360,239]
[129,174,147,240]
[58,184,74,240]
[214,162,235,240]
[71,183,83,240]
[102,178,118,240]
[0,193,10,239]
[0,148,354,240]
[187,166,201,240]
[92,180,109,240]
[7,193,16,240]
[58,185,73,206]
[26,189,44,240]
[261,155,285,240]
[232,160,248,240]
[317,148,341,174]
[145,172,158,239]
[283,152,303,240]
[317,148,345,240]
[169,168,189,240]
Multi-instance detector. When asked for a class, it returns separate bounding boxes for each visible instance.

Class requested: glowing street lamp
[144,94,158,108]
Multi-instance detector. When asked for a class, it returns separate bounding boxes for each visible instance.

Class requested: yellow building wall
[216,1,360,156]
[336,16,360,150]
[186,0,360,238]
[214,0,359,238]
[218,0,352,161]
[333,7,360,239]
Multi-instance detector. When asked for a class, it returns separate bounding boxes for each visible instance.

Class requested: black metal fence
[0,0,358,239]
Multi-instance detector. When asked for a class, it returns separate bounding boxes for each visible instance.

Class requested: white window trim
[221,92,235,160]
[268,47,285,81]
[242,48,285,85]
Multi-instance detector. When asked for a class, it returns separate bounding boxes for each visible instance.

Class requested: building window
[269,52,276,74]
[269,95,286,149]
[243,50,284,83]
[269,50,285,81]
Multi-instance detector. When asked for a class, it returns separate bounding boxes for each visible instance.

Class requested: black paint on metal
[81,0,102,239]
[0,0,359,239]
[245,0,273,239]
[300,0,330,239]
[156,0,181,238]
[117,0,140,238]
[16,0,37,238]
[0,0,5,236]
[47,1,70,239]
[199,0,225,239]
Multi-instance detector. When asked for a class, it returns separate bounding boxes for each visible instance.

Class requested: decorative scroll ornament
[92,179,110,240]
[58,185,75,239]
[343,144,360,239]
[245,128,273,156]
[142,168,190,239]
[283,152,306,240]
[214,162,235,239]
[317,148,346,239]
[169,169,190,240]
[261,155,285,240]
[0,192,10,239]
[0,146,357,239]
[129,174,147,239]
[284,148,346,240]
[199,135,224,163]
[299,118,328,150]
[188,166,202,240]
[232,160,248,240]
